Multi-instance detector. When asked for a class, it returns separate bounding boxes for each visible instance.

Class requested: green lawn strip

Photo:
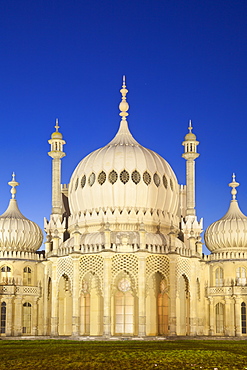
[0,340,247,369]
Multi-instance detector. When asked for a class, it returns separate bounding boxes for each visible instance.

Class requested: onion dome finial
[119,76,129,121]
[229,173,240,200]
[51,118,63,139]
[8,172,19,199]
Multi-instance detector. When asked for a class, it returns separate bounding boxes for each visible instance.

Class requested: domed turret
[0,174,43,252]
[68,78,179,232]
[205,175,247,252]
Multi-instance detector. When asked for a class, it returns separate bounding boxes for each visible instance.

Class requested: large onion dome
[205,175,247,252]
[0,174,43,252]
[68,79,179,231]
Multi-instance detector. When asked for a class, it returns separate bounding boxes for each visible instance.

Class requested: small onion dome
[51,118,63,139]
[184,132,196,141]
[0,174,43,252]
[51,131,63,139]
[184,120,197,141]
[205,175,247,253]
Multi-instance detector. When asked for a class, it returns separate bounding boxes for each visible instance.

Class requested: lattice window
[146,255,170,281]
[143,171,151,185]
[176,258,191,285]
[120,170,129,184]
[112,255,139,290]
[98,171,106,185]
[79,255,104,291]
[57,257,74,288]
[88,173,95,187]
[81,175,86,188]
[163,175,168,189]
[131,170,141,184]
[109,170,118,184]
[153,173,160,187]
[75,178,79,191]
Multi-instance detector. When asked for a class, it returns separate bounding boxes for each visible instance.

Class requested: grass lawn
[0,339,247,369]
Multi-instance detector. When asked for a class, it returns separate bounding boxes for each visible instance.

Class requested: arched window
[241,302,246,334]
[115,290,134,335]
[22,302,31,334]
[157,279,169,335]
[1,302,6,334]
[0,266,11,284]
[23,267,32,285]
[236,267,246,286]
[215,268,223,286]
[215,302,224,334]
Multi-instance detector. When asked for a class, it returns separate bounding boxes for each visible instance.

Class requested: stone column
[169,257,178,335]
[138,253,146,337]
[5,296,13,336]
[14,296,23,336]
[32,298,39,336]
[233,296,241,336]
[224,297,232,336]
[189,263,197,335]
[208,297,214,336]
[43,268,49,336]
[72,256,80,336]
[50,260,58,336]
[103,254,112,337]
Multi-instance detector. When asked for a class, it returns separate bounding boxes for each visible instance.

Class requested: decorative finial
[188,120,193,133]
[8,172,19,199]
[229,173,240,200]
[119,76,129,120]
[55,118,59,132]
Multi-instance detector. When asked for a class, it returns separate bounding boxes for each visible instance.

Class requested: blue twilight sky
[0,0,247,253]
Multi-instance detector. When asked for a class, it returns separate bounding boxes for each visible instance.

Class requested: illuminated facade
[0,79,247,337]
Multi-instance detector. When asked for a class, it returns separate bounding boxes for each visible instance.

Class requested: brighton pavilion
[0,79,246,338]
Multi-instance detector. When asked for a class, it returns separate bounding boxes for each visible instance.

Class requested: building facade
[0,79,247,337]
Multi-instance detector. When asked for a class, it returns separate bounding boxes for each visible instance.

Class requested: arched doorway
[1,302,6,334]
[22,302,31,334]
[114,277,135,336]
[215,302,224,334]
[241,302,246,334]
[146,273,169,336]
[80,274,103,336]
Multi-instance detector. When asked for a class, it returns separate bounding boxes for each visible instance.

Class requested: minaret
[48,119,66,215]
[181,120,203,254]
[182,120,199,217]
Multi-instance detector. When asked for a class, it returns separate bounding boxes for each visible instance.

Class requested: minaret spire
[8,172,19,199]
[229,173,240,201]
[182,120,200,216]
[48,118,66,215]
[119,75,129,122]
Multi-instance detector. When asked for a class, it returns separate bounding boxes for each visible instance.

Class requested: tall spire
[55,118,60,132]
[48,119,66,215]
[108,77,139,147]
[188,119,192,133]
[8,172,19,199]
[119,76,129,121]
[229,173,240,201]
[182,120,200,217]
